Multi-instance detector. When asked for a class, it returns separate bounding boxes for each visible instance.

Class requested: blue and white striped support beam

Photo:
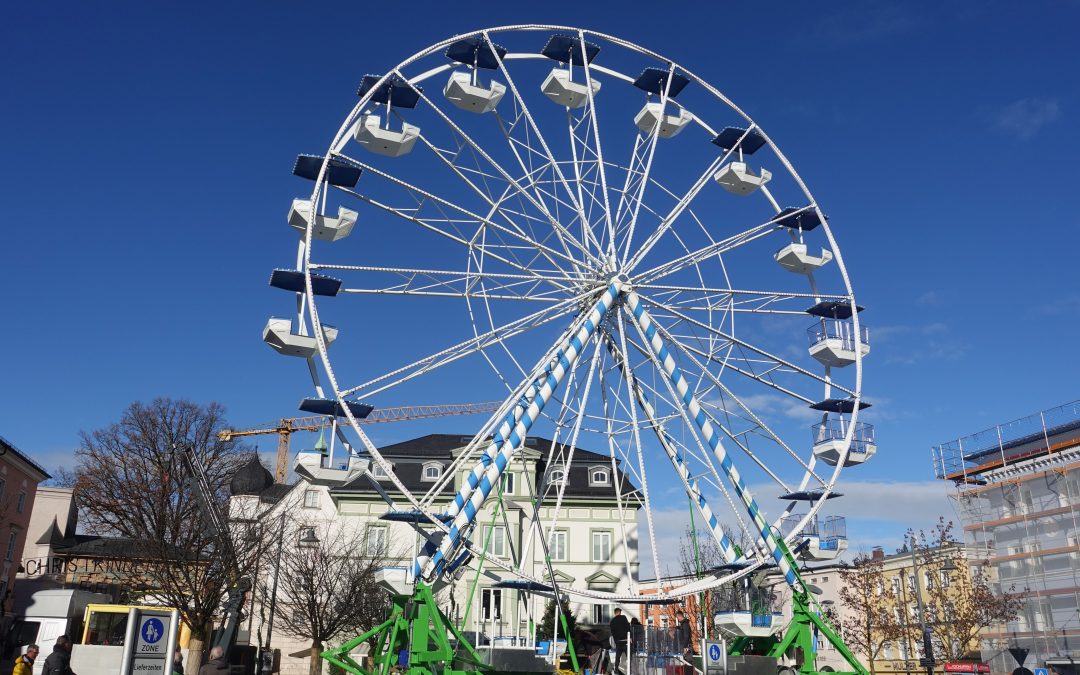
[602,337,740,566]
[624,291,804,593]
[414,278,627,581]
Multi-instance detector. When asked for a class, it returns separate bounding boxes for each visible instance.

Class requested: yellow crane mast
[218,401,503,483]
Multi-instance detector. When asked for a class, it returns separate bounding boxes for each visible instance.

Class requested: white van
[2,589,111,672]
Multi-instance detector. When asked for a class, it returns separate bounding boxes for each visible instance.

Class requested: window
[367,526,388,556]
[589,467,610,486]
[422,463,442,482]
[939,570,951,588]
[660,616,669,630]
[875,579,885,596]
[593,604,612,624]
[15,492,26,514]
[5,531,17,561]
[303,489,319,508]
[907,574,916,592]
[592,531,612,562]
[549,469,565,485]
[501,472,515,495]
[481,588,502,620]
[923,570,934,591]
[372,463,391,479]
[891,577,902,596]
[0,479,6,499]
[486,525,508,558]
[551,530,568,562]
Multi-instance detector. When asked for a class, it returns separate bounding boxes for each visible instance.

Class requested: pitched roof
[330,433,636,501]
[0,433,51,481]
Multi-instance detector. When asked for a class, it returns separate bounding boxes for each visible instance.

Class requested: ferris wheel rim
[289,24,866,601]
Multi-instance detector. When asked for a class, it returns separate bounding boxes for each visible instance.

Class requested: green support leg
[322,583,492,675]
[765,589,868,675]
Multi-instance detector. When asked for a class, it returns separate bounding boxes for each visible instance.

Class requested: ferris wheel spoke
[482,31,603,257]
[339,290,593,400]
[331,154,585,276]
[624,291,805,589]
[637,291,855,398]
[573,30,618,260]
[396,73,594,268]
[632,215,781,286]
[617,62,677,265]
[623,137,737,270]
[601,330,741,564]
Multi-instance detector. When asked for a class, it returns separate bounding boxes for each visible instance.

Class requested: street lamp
[908,536,958,675]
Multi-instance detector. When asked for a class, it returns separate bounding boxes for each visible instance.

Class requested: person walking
[609,608,631,674]
[199,646,229,675]
[42,636,75,675]
[12,644,38,675]
[172,645,184,675]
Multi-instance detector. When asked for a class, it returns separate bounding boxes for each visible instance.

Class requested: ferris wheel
[266,25,872,608]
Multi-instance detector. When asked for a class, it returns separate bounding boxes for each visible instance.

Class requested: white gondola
[774,242,833,274]
[288,199,357,242]
[633,101,693,138]
[812,420,876,467]
[714,162,772,195]
[804,533,848,560]
[807,319,869,367]
[262,318,338,358]
[444,71,506,113]
[714,611,787,638]
[541,68,601,108]
[354,113,420,158]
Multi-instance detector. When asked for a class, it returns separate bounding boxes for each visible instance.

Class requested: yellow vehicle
[80,603,191,647]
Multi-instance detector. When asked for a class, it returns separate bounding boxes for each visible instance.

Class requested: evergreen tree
[538,598,580,643]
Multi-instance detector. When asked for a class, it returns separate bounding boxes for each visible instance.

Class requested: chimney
[871,546,885,561]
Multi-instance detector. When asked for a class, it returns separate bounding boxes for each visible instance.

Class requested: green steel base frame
[729,585,868,675]
[321,583,491,675]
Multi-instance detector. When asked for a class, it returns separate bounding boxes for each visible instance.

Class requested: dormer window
[372,463,392,479]
[422,462,443,482]
[549,469,566,485]
[589,467,610,487]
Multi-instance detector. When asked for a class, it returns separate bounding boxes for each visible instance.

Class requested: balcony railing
[813,420,875,453]
[806,319,870,350]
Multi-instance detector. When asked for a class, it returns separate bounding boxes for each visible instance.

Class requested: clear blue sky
[4,1,1078,553]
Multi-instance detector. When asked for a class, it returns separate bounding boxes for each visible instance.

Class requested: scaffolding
[932,401,1080,675]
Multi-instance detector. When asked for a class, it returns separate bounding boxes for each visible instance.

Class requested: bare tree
[838,553,907,675]
[263,521,393,675]
[72,398,259,674]
[910,519,1022,662]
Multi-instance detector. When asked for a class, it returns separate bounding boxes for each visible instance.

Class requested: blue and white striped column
[624,291,803,592]
[414,278,627,581]
[603,338,740,566]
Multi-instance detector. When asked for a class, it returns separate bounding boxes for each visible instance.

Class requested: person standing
[42,636,75,675]
[609,608,631,674]
[199,646,229,675]
[675,610,693,656]
[12,644,38,675]
[172,645,184,675]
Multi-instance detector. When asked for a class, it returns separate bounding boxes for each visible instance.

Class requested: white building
[229,433,641,675]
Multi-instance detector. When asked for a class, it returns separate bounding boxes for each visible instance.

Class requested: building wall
[936,402,1080,675]
[0,435,50,615]
[234,454,640,675]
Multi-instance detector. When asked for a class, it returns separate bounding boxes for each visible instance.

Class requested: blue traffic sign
[709,644,722,661]
[1034,668,1048,675]
[141,618,165,644]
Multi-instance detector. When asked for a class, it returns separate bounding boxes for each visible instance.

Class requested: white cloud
[812,3,919,46]
[635,479,956,579]
[990,97,1061,140]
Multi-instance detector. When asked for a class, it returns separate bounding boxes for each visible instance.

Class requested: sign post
[118,607,180,675]
[705,640,726,675]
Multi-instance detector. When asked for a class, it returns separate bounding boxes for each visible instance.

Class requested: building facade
[229,433,641,675]
[933,401,1080,675]
[0,435,50,616]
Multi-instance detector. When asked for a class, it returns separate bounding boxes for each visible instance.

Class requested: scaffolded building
[932,401,1080,675]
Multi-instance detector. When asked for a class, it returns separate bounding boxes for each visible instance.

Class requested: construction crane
[219,401,503,483]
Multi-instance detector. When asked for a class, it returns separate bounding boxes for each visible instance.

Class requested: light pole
[907,533,959,675]
[261,513,289,675]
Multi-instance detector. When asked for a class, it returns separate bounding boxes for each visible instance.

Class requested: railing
[806,319,870,350]
[932,400,1080,481]
[812,420,875,453]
